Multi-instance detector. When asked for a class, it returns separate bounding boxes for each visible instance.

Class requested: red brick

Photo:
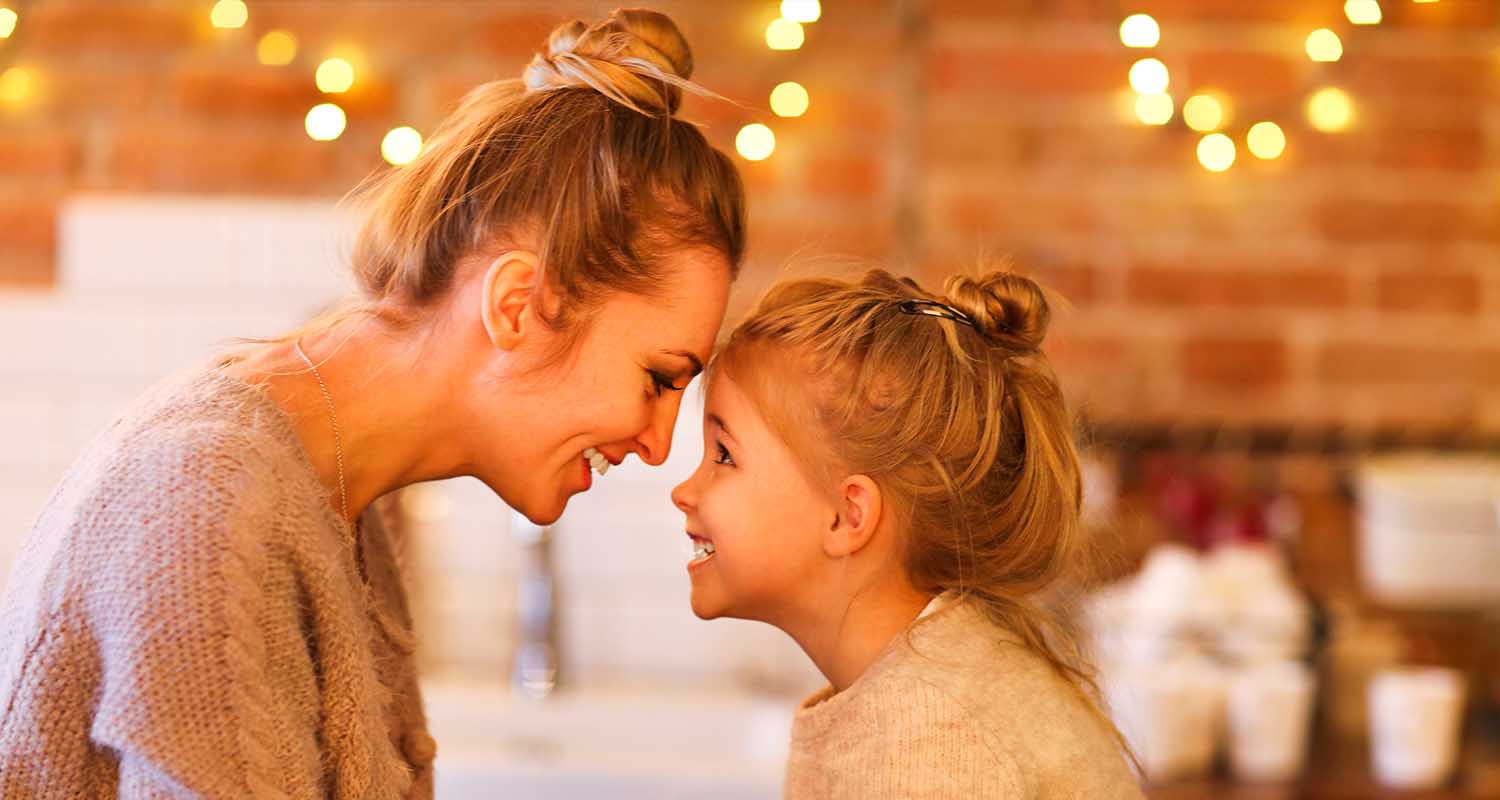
[805,154,883,198]
[928,47,1128,95]
[108,121,347,195]
[938,191,1098,237]
[1128,265,1348,309]
[249,3,484,62]
[26,65,158,118]
[0,128,81,183]
[477,11,568,61]
[1376,269,1481,315]
[0,194,58,269]
[172,64,396,119]
[1185,51,1301,98]
[1182,335,1288,388]
[1320,342,1479,384]
[1371,125,1485,171]
[24,1,198,51]
[1334,56,1499,99]
[1317,200,1498,243]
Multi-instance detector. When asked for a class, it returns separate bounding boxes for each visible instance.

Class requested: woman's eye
[651,371,684,398]
[714,442,735,466]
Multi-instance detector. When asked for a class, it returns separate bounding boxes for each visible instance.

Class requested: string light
[1345,0,1383,24]
[1246,122,1286,159]
[735,123,775,161]
[0,7,17,39]
[1305,29,1343,62]
[1119,14,1160,48]
[770,81,809,117]
[258,31,298,66]
[781,0,821,24]
[1197,133,1236,172]
[305,103,346,141]
[315,58,355,94]
[1134,92,1174,125]
[765,18,804,50]
[1306,87,1354,132]
[1183,94,1225,132]
[209,0,248,30]
[0,67,32,108]
[382,126,423,166]
[1128,58,1169,94]
[1412,0,1438,3]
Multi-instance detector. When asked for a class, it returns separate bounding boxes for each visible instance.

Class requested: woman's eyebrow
[658,349,704,377]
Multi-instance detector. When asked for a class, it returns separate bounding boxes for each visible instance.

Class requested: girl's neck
[787,581,936,693]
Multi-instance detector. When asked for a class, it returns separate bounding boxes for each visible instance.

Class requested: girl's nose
[670,476,695,513]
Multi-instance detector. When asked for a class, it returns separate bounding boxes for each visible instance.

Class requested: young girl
[672,269,1144,798]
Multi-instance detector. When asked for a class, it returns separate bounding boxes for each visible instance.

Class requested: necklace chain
[293,338,349,526]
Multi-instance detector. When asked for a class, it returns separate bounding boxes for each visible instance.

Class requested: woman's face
[670,371,831,625]
[479,249,731,525]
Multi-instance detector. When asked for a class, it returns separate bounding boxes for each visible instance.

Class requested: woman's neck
[785,579,935,693]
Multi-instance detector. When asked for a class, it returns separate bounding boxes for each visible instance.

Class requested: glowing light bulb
[1119,14,1160,48]
[210,0,248,29]
[315,58,355,94]
[1246,122,1286,159]
[382,126,423,166]
[1345,0,1383,24]
[1306,87,1354,132]
[1128,58,1169,94]
[305,103,347,141]
[0,67,32,107]
[769,81,809,117]
[1197,133,1236,172]
[736,123,775,161]
[1306,28,1343,62]
[258,31,298,66]
[1183,94,1225,132]
[1134,92,1174,125]
[0,8,17,39]
[765,18,804,50]
[781,0,821,23]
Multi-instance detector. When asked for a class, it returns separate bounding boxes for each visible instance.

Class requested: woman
[0,8,745,798]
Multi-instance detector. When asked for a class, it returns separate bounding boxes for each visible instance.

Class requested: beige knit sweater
[784,596,1144,799]
[0,363,435,799]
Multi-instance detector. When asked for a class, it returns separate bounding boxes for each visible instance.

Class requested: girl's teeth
[690,539,716,562]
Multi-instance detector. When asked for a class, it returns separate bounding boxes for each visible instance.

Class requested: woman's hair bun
[522,8,696,116]
[942,270,1051,353]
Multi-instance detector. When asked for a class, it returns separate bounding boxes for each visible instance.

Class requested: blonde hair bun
[943,271,1050,353]
[523,8,697,116]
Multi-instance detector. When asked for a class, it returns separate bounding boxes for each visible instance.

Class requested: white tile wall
[0,195,822,695]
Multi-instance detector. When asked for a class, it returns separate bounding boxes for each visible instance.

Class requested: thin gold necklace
[293,337,349,526]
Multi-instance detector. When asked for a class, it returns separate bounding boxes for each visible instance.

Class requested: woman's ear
[480,251,540,351]
[823,474,883,558]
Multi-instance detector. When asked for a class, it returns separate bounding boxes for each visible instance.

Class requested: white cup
[1227,661,1315,782]
[1369,667,1466,789]
[1105,659,1225,782]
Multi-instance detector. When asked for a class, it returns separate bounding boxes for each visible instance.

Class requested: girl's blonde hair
[269,8,745,346]
[713,267,1133,762]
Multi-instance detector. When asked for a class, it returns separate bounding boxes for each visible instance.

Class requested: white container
[1226,661,1315,782]
[1105,658,1226,782]
[1356,456,1500,609]
[1368,668,1466,790]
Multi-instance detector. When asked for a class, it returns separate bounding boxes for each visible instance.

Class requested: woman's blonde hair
[273,8,745,345]
[713,267,1134,762]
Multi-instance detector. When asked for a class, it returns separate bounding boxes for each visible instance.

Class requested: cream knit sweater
[784,596,1144,799]
[0,363,435,799]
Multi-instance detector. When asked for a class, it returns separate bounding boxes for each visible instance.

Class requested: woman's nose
[634,395,681,466]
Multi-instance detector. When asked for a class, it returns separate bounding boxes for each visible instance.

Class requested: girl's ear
[480,250,541,351]
[823,474,883,558]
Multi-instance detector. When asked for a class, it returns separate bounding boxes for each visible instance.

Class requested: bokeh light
[1247,122,1287,159]
[0,7,17,39]
[1197,133,1236,172]
[382,127,423,166]
[0,67,33,108]
[1305,28,1343,63]
[258,31,298,67]
[209,0,248,30]
[1183,94,1225,132]
[305,103,347,141]
[1129,58,1170,94]
[736,123,776,161]
[1134,92,1174,126]
[770,81,809,117]
[315,58,355,94]
[1344,0,1383,25]
[1119,14,1160,48]
[765,18,804,50]
[1306,87,1355,132]
[781,0,821,24]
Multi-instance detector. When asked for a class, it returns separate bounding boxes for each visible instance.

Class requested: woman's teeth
[583,447,610,476]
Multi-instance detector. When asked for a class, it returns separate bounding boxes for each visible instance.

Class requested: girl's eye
[714,442,735,466]
[651,371,684,398]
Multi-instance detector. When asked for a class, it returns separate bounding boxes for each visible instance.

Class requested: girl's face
[670,371,832,625]
[476,249,730,525]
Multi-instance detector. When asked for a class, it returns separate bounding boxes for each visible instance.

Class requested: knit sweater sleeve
[80,432,291,799]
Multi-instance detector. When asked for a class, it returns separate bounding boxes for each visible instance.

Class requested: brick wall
[1,0,1495,430]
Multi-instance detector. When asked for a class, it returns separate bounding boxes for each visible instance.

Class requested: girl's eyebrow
[707,412,736,442]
